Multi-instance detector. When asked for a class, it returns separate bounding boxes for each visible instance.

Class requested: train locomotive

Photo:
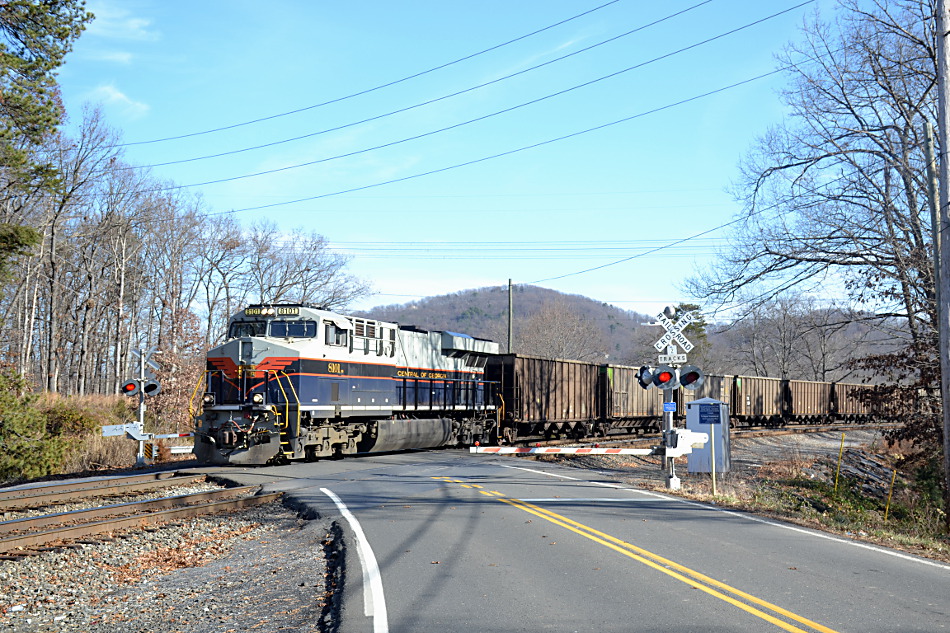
[193,304,499,465]
[193,303,895,466]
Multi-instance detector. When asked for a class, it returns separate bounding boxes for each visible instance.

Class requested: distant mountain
[357,285,655,365]
[356,286,892,381]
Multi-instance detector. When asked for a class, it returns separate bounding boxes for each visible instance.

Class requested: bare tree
[690,0,937,337]
[687,0,944,453]
[515,300,609,362]
[244,219,369,308]
[37,107,121,391]
[195,215,249,347]
[711,294,865,381]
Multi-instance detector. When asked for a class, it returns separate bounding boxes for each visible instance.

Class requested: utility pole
[935,0,950,531]
[507,279,513,353]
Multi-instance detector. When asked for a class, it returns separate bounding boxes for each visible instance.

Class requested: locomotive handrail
[188,373,207,419]
[276,371,302,437]
[264,370,300,459]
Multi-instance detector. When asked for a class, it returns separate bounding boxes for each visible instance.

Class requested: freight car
[487,354,602,443]
[192,303,892,465]
[482,358,889,439]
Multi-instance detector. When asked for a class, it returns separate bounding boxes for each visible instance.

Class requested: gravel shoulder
[535,429,888,487]
[0,501,341,633]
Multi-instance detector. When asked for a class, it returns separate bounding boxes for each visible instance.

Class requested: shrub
[0,369,66,482]
[43,400,101,435]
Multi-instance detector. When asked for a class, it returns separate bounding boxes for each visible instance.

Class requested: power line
[115,0,629,147]
[206,67,786,215]
[526,216,740,283]
[136,2,811,193]
[121,0,715,168]
[353,172,869,314]
[521,168,870,313]
[323,238,725,246]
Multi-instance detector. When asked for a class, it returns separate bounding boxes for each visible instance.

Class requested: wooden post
[935,0,950,532]
[507,279,513,354]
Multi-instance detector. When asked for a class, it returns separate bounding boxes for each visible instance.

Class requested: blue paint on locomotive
[206,357,491,412]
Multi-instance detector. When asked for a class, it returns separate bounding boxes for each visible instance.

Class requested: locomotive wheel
[267,452,290,466]
[304,445,319,462]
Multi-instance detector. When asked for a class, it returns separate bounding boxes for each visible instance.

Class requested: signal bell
[678,365,705,391]
[652,364,680,390]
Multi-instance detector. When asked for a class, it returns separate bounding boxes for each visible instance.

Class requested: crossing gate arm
[470,446,656,455]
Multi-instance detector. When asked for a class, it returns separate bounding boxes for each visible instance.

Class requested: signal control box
[685,398,731,473]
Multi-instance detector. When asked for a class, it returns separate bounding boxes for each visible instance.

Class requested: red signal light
[120,380,140,396]
[651,365,680,389]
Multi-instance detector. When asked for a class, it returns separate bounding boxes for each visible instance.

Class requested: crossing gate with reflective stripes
[470,446,655,455]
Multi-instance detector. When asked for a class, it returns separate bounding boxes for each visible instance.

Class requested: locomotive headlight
[202,393,216,406]
[251,393,265,404]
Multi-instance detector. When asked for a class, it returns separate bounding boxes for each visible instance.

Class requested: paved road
[211,449,950,633]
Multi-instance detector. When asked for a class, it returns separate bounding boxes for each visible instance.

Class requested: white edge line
[632,488,950,571]
[500,464,581,480]
[321,488,390,633]
[500,464,950,571]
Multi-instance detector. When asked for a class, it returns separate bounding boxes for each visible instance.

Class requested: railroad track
[0,472,281,559]
[512,422,899,449]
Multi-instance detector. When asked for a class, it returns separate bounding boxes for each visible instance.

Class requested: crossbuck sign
[653,311,695,354]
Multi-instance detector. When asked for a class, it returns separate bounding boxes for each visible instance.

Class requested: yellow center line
[432,477,840,633]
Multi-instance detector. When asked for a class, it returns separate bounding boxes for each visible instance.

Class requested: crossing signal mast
[119,348,163,465]
[637,306,705,490]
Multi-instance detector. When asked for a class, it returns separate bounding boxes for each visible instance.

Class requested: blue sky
[56,0,836,316]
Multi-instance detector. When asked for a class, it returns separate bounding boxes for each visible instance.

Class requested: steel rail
[0,471,185,501]
[0,475,206,511]
[0,485,261,535]
[513,422,899,449]
[0,491,283,554]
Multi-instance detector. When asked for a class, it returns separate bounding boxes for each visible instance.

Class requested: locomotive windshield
[271,320,317,338]
[228,320,267,339]
[228,319,318,339]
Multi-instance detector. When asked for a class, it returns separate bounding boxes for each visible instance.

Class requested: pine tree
[0,0,93,269]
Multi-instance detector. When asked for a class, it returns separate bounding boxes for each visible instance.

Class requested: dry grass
[30,393,193,474]
[669,447,950,563]
[61,432,139,472]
